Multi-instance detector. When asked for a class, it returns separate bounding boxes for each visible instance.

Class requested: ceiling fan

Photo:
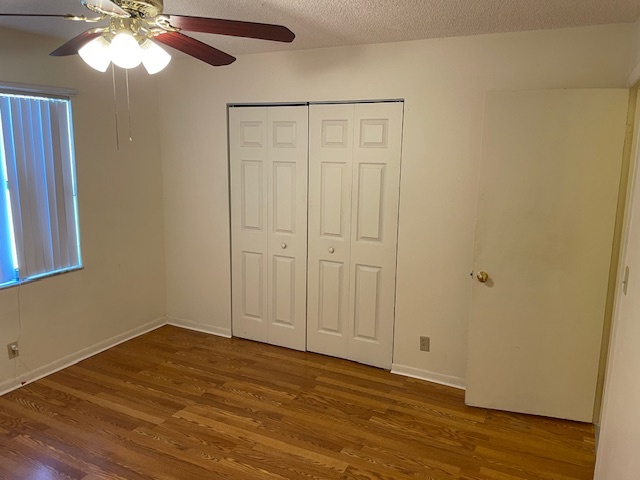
[0,0,295,73]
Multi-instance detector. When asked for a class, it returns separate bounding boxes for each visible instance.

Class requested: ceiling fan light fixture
[140,39,171,74]
[109,30,142,69]
[12,0,294,71]
[78,36,112,72]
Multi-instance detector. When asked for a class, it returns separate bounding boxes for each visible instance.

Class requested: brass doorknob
[476,271,489,283]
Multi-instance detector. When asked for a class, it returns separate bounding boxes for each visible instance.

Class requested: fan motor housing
[115,0,163,17]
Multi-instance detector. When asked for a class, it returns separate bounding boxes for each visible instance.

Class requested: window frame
[0,82,82,289]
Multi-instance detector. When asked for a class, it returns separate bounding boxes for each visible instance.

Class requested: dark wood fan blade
[167,15,295,43]
[50,29,104,57]
[153,31,236,66]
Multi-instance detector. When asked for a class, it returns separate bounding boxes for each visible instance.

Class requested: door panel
[347,102,403,369]
[466,89,628,421]
[353,264,381,339]
[242,251,264,321]
[241,161,264,230]
[318,260,346,334]
[266,106,308,350]
[272,255,295,326]
[320,163,350,238]
[355,163,385,242]
[308,104,354,358]
[308,102,403,369]
[231,106,307,350]
[231,108,268,342]
[272,162,296,234]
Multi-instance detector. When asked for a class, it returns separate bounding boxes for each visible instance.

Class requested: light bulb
[140,39,171,74]
[78,36,111,72]
[109,31,142,69]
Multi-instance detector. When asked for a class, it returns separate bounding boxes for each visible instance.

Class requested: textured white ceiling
[0,0,638,56]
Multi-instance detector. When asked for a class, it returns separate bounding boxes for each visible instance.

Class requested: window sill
[0,265,84,290]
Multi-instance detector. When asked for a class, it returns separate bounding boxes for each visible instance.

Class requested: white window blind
[0,93,81,284]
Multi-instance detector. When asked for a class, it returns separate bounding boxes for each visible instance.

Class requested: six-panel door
[229,106,308,351]
[308,102,403,369]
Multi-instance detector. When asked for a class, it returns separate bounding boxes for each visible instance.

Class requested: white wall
[594,20,640,480]
[158,24,635,386]
[0,28,167,393]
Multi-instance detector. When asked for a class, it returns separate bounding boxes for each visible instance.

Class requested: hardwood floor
[0,326,595,479]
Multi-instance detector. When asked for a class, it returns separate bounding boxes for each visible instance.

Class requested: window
[0,93,81,287]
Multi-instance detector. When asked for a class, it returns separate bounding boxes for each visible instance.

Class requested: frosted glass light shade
[78,37,111,72]
[140,39,171,74]
[109,31,142,69]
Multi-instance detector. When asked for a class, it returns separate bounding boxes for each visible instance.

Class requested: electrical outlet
[420,336,430,352]
[7,342,19,359]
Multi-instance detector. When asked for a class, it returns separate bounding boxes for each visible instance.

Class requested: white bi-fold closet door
[307,103,403,369]
[229,106,308,351]
[229,102,403,369]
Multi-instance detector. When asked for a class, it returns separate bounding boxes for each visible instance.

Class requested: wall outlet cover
[7,342,18,359]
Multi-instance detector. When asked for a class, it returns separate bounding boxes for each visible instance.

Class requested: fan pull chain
[111,64,120,151]
[125,69,133,142]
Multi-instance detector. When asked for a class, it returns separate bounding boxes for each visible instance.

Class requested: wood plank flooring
[0,326,596,479]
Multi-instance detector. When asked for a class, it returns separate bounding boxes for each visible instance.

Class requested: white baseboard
[0,316,166,397]
[166,316,231,338]
[391,363,466,390]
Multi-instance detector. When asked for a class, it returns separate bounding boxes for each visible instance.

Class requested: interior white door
[466,89,628,421]
[266,106,308,349]
[594,94,640,479]
[307,102,403,369]
[348,103,403,368]
[230,107,268,344]
[307,104,354,359]
[230,106,308,351]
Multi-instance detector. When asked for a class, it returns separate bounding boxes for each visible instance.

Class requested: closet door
[230,107,268,343]
[307,104,354,358]
[308,102,403,369]
[266,107,308,350]
[230,106,308,351]
[348,102,403,368]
